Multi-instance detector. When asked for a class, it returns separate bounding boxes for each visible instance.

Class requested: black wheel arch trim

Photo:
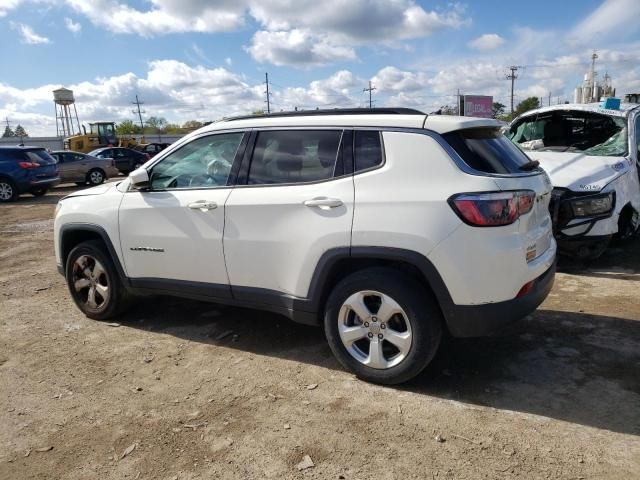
[58,223,128,281]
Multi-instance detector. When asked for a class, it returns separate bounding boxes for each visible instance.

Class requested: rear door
[223,129,354,300]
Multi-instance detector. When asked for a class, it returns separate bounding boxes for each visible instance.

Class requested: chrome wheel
[338,290,412,370]
[89,170,104,185]
[0,181,13,201]
[71,255,110,311]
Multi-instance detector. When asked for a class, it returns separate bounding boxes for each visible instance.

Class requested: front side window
[149,132,244,190]
[247,130,342,185]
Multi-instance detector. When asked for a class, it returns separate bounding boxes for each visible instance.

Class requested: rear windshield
[443,127,535,174]
[508,110,628,157]
[24,149,55,164]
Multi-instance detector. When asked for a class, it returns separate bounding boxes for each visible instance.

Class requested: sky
[1,0,640,136]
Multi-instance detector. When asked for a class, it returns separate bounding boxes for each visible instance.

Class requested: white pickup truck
[508,102,640,258]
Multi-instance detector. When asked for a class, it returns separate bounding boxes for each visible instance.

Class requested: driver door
[118,131,247,294]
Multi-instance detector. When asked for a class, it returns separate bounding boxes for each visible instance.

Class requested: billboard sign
[462,95,493,118]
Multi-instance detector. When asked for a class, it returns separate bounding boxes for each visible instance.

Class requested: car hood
[63,182,117,199]
[525,151,631,192]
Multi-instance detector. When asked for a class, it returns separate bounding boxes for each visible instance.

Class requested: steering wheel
[207,159,229,178]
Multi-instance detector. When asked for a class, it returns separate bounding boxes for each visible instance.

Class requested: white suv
[54,108,556,384]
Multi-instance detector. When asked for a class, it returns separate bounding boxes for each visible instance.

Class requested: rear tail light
[448,190,535,227]
[18,161,40,169]
[516,280,535,298]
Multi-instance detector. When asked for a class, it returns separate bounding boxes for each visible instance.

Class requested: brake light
[18,161,40,169]
[448,191,535,227]
[516,280,535,298]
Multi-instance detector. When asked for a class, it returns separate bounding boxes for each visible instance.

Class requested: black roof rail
[222,107,426,122]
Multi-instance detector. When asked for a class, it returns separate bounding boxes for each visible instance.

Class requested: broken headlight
[570,192,615,217]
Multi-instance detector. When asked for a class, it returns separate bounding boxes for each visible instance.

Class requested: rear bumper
[16,176,60,193]
[446,262,556,338]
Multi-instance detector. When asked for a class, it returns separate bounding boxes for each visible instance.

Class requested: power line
[363,81,376,109]
[131,95,145,131]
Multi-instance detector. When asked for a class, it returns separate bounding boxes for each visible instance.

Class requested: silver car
[50,150,120,186]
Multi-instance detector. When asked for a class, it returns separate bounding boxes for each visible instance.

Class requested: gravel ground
[1,185,639,480]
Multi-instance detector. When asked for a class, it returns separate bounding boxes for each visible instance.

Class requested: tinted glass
[354,131,383,171]
[248,130,342,185]
[24,149,56,164]
[443,127,533,174]
[0,150,25,161]
[150,133,243,189]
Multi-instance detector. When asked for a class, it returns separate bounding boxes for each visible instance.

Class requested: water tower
[53,87,81,137]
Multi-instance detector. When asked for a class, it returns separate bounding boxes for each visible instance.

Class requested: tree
[116,120,142,135]
[144,116,168,133]
[164,123,182,134]
[440,104,458,115]
[14,124,28,137]
[2,125,14,137]
[182,120,203,130]
[513,97,540,118]
[492,102,506,119]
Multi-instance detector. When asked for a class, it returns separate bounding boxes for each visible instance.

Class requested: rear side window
[25,149,55,164]
[354,131,383,172]
[248,130,342,185]
[443,127,533,174]
[0,150,25,161]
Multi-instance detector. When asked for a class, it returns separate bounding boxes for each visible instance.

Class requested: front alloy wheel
[66,240,128,320]
[71,255,110,313]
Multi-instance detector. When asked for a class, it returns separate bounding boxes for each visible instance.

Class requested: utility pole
[548,92,551,106]
[131,95,145,132]
[363,81,376,108]
[506,66,520,115]
[264,73,271,114]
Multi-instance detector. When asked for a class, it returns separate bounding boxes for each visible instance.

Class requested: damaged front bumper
[549,188,616,258]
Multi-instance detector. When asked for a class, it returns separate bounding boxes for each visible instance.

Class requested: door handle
[188,200,218,212]
[303,197,343,209]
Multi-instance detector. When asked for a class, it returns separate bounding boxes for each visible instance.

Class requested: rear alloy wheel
[66,240,129,320]
[30,188,48,197]
[0,179,17,202]
[87,169,105,185]
[324,268,442,385]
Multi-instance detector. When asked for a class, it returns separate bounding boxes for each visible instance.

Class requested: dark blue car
[0,146,60,202]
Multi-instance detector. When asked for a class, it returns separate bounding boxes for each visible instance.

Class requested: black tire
[324,268,442,385]
[65,240,129,320]
[86,168,106,185]
[0,177,18,202]
[30,188,48,197]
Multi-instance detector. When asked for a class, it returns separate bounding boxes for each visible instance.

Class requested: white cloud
[64,0,246,36]
[571,0,640,45]
[247,29,357,67]
[225,57,232,66]
[0,60,267,135]
[468,33,505,50]
[0,0,23,17]
[64,17,82,34]
[372,66,430,93]
[11,22,51,44]
[249,0,469,42]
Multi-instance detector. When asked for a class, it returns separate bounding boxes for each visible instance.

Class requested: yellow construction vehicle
[64,122,143,153]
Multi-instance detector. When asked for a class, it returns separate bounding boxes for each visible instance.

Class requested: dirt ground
[1,184,639,480]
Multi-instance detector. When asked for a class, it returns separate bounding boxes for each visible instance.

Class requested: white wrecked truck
[508,102,640,258]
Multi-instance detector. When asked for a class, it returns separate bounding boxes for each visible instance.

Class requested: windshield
[508,110,628,157]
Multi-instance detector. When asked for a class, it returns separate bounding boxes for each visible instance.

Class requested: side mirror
[129,167,150,189]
